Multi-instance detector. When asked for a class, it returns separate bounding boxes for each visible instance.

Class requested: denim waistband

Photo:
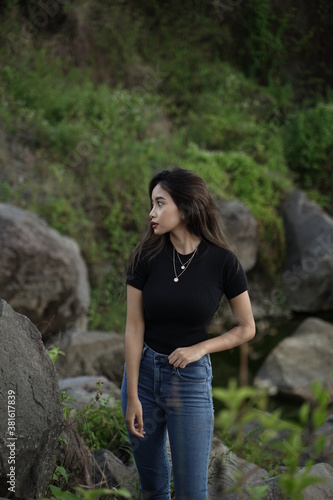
[142,342,211,366]
[143,342,169,362]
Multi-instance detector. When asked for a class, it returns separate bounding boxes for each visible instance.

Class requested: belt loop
[141,343,148,360]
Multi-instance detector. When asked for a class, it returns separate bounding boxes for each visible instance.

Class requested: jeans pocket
[175,363,208,383]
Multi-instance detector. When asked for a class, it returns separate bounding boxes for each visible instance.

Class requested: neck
[169,230,201,255]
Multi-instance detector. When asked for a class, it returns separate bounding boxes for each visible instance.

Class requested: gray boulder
[254,317,333,401]
[282,190,333,312]
[54,330,125,386]
[92,449,137,496]
[211,462,333,499]
[0,203,90,337]
[57,421,93,492]
[219,200,259,271]
[0,299,64,498]
[302,462,333,499]
[59,375,120,410]
[259,463,333,500]
[208,437,268,499]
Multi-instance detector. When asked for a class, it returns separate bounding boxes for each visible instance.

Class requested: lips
[151,221,158,229]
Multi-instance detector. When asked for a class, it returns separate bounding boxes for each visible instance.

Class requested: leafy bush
[283,102,333,196]
[44,485,131,499]
[75,395,131,462]
[213,379,329,499]
[0,48,183,329]
[42,378,132,498]
[183,144,290,274]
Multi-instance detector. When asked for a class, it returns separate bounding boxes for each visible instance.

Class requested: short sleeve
[222,251,248,300]
[125,252,148,291]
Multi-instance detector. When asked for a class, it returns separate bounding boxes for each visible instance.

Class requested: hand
[125,397,145,438]
[168,344,205,368]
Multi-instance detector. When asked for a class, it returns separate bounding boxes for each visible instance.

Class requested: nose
[150,206,156,219]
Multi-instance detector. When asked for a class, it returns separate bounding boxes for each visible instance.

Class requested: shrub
[283,102,333,196]
[183,144,290,274]
[213,379,329,499]
[75,395,131,463]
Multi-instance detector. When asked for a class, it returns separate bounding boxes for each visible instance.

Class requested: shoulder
[126,243,164,284]
[206,244,248,298]
[205,242,239,267]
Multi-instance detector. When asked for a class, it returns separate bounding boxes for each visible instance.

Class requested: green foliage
[43,485,131,499]
[44,381,131,498]
[244,484,269,500]
[213,379,330,499]
[60,380,131,458]
[219,0,332,96]
[278,469,326,500]
[60,391,77,421]
[0,47,181,330]
[244,0,288,84]
[283,102,333,195]
[186,78,292,179]
[43,445,71,495]
[76,487,131,499]
[52,466,68,487]
[47,346,65,364]
[183,144,289,274]
[75,395,130,458]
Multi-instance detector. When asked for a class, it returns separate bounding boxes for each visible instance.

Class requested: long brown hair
[129,167,232,271]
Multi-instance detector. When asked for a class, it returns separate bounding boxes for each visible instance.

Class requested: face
[149,184,183,236]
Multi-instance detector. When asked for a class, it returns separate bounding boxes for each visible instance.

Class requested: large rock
[258,463,333,500]
[254,317,333,401]
[219,200,259,271]
[208,437,268,499]
[282,190,333,312]
[92,449,137,496]
[0,300,64,499]
[59,375,120,410]
[302,462,333,499]
[0,203,90,336]
[54,330,125,386]
[246,463,333,500]
[57,421,93,492]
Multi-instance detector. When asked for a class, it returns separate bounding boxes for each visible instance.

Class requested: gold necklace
[176,252,193,270]
[172,246,198,283]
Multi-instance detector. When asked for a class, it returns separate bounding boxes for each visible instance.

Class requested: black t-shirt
[126,235,248,354]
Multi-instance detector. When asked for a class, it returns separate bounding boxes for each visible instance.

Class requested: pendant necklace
[176,252,193,270]
[172,245,198,283]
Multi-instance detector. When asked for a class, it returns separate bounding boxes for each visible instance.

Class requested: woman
[121,167,255,500]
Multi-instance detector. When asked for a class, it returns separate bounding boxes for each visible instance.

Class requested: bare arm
[168,291,255,367]
[124,285,146,437]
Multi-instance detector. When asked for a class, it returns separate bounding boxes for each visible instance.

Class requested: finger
[168,348,180,364]
[127,419,145,438]
[170,357,179,367]
[168,353,176,364]
[136,414,145,436]
[126,418,135,434]
[132,429,146,438]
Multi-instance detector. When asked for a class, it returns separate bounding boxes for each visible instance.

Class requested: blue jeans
[121,343,214,500]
